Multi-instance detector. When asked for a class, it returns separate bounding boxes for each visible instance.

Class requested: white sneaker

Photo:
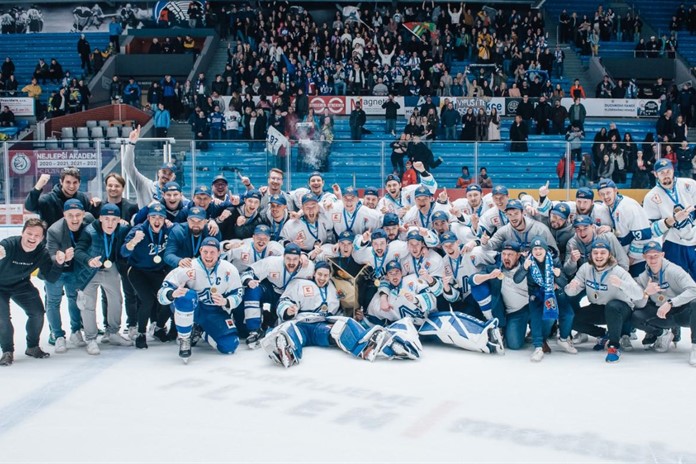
[54,336,67,354]
[654,329,674,353]
[86,340,100,355]
[128,326,138,341]
[108,332,134,347]
[620,335,634,351]
[69,331,87,347]
[572,332,589,344]
[689,344,696,367]
[557,337,578,354]
[530,347,544,362]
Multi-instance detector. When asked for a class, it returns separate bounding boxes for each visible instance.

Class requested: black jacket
[25,184,95,228]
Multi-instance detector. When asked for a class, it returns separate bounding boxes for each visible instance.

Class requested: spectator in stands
[0,105,14,127]
[533,96,551,135]
[606,142,627,185]
[550,99,568,135]
[109,75,122,103]
[459,108,476,141]
[161,75,177,111]
[402,160,418,187]
[2,57,14,80]
[630,150,651,188]
[390,135,408,177]
[21,77,42,118]
[77,34,91,75]
[349,101,366,141]
[556,154,575,188]
[154,102,171,140]
[33,58,48,85]
[456,166,474,189]
[611,80,626,98]
[516,95,534,123]
[48,58,63,84]
[622,133,637,166]
[674,115,688,143]
[487,107,501,141]
[382,94,400,136]
[577,154,591,187]
[554,44,565,79]
[566,124,584,161]
[224,103,241,140]
[192,109,209,149]
[147,81,163,109]
[597,152,614,181]
[407,136,439,171]
[124,77,141,108]
[656,109,675,140]
[109,17,122,52]
[77,79,90,111]
[509,115,528,153]
[568,97,586,130]
[596,75,613,98]
[677,141,694,179]
[477,167,493,189]
[570,79,586,100]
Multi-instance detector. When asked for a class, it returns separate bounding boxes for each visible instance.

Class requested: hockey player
[362,187,381,210]
[514,236,575,362]
[537,187,612,228]
[632,241,696,365]
[564,215,629,277]
[44,199,93,353]
[185,185,232,222]
[281,193,333,252]
[0,219,66,366]
[158,237,244,362]
[643,159,696,279]
[264,194,290,242]
[597,179,652,276]
[121,203,173,349]
[223,224,284,272]
[326,186,381,236]
[464,185,510,251]
[258,168,294,214]
[539,203,575,263]
[402,185,450,228]
[484,199,558,255]
[220,190,265,240]
[163,206,221,271]
[377,163,438,215]
[381,212,405,242]
[565,238,644,362]
[132,182,188,226]
[290,172,338,210]
[399,229,445,296]
[240,243,315,347]
[74,204,132,355]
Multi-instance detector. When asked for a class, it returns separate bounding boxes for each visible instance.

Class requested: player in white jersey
[597,179,654,276]
[401,185,451,228]
[537,187,612,229]
[399,229,445,297]
[157,237,244,363]
[377,164,438,216]
[280,193,334,252]
[452,184,492,219]
[290,171,339,210]
[222,224,284,272]
[325,186,381,236]
[643,159,696,279]
[240,243,315,347]
[471,185,510,246]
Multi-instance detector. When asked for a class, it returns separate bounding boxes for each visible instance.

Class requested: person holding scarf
[74,203,132,355]
[121,203,173,349]
[514,236,574,362]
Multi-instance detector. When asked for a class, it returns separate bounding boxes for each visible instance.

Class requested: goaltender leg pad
[329,316,387,361]
[198,305,239,354]
[419,311,498,353]
[262,321,304,367]
[380,317,423,360]
[172,289,198,339]
[296,322,332,347]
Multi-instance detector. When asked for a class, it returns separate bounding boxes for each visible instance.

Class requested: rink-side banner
[8,149,115,176]
[0,97,35,117]
[559,98,660,117]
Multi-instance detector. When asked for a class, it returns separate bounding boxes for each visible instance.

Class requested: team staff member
[45,199,93,353]
[74,204,133,355]
[0,218,67,366]
[632,241,696,365]
[121,203,172,349]
[25,167,98,228]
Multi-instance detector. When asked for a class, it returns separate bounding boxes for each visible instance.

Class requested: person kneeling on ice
[564,238,644,363]
[263,261,421,366]
[632,241,696,365]
[158,237,243,362]
[366,260,504,355]
[513,236,575,362]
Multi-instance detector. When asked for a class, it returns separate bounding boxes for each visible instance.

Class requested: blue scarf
[529,253,559,321]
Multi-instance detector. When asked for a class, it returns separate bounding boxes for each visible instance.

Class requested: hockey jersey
[644,178,696,246]
[158,258,243,310]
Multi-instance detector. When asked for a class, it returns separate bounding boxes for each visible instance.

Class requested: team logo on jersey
[225,319,235,329]
[363,217,369,223]
[332,213,341,223]
[492,217,501,226]
[651,194,662,205]
[241,252,250,263]
[394,253,400,259]
[408,281,415,290]
[270,272,280,279]
[302,285,314,297]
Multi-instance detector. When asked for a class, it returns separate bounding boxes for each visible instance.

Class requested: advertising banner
[0,97,35,117]
[561,98,660,117]
[348,96,406,115]
[9,148,114,177]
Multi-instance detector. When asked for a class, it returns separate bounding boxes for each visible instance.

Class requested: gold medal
[153,255,162,264]
[103,260,113,269]
[658,295,665,302]
[320,304,328,312]
[497,273,505,280]
[211,287,218,294]
[374,278,381,287]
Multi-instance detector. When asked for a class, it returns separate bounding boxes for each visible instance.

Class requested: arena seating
[173,118,657,191]
[0,32,110,104]
[55,120,132,149]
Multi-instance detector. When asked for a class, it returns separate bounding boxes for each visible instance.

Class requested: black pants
[127,267,168,334]
[572,300,632,347]
[632,301,696,343]
[0,280,45,353]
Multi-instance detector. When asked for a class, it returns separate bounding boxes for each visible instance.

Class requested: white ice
[1,278,696,464]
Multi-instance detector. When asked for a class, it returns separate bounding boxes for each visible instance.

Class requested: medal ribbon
[102,231,115,261]
[191,233,203,257]
[197,257,218,288]
[343,204,361,233]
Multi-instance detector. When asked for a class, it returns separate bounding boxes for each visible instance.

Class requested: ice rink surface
[1,278,696,464]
